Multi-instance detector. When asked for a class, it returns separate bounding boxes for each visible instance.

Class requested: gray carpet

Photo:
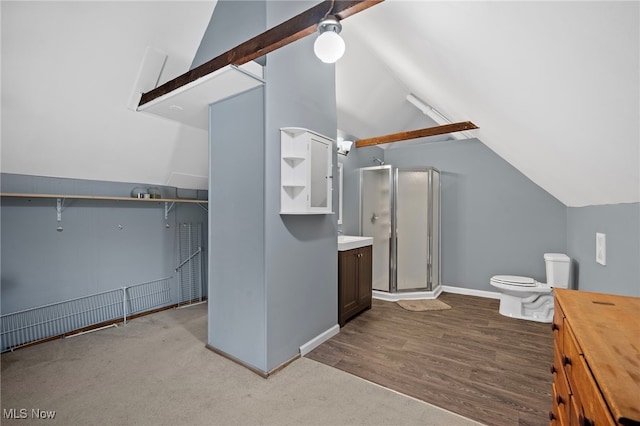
[1,303,481,426]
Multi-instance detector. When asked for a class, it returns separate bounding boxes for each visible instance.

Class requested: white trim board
[138,62,264,130]
[299,324,340,356]
[441,285,501,299]
[372,285,500,301]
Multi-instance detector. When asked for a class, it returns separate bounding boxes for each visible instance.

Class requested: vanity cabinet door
[357,245,373,310]
[338,246,373,326]
[339,249,359,326]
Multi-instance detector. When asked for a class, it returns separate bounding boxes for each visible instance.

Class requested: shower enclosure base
[372,285,443,302]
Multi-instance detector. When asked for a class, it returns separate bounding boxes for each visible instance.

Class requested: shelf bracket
[164,202,175,220]
[56,198,64,222]
[197,203,208,213]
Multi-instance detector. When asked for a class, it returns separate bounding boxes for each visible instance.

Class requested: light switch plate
[596,232,606,266]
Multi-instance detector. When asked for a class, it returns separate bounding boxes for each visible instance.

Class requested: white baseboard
[372,285,500,301]
[299,324,340,356]
[442,285,501,299]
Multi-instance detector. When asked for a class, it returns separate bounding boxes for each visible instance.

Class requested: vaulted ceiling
[2,1,638,207]
[1,1,215,190]
[337,1,639,207]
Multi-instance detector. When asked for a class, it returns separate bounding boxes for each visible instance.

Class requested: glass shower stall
[359,166,441,293]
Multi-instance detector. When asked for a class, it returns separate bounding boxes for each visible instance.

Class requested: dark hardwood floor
[306,293,554,426]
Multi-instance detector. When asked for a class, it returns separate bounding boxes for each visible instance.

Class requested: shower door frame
[358,165,394,293]
[430,167,442,292]
[359,166,441,294]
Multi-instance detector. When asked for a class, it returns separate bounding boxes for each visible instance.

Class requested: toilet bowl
[490,253,571,323]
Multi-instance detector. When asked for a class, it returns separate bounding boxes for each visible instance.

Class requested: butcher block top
[555,289,640,425]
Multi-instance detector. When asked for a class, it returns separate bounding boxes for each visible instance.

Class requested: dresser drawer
[551,383,564,425]
[569,353,615,426]
[562,324,581,388]
[553,343,571,425]
[552,299,564,352]
[564,325,615,426]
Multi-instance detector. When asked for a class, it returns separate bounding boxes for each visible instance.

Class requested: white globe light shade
[314,31,345,63]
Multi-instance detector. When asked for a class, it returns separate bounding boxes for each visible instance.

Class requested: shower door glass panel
[430,169,441,288]
[360,167,392,292]
[396,170,429,291]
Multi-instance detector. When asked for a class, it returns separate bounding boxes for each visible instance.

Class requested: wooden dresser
[550,289,640,426]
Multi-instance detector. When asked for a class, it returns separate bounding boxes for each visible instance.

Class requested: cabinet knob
[550,364,557,375]
[556,395,565,406]
[562,355,571,366]
[551,322,559,331]
[549,411,556,421]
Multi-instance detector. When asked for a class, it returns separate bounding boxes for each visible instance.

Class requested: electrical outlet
[596,233,606,266]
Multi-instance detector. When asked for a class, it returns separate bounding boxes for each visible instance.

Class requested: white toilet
[490,253,571,323]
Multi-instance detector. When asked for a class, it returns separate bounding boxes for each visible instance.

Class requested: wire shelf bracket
[164,201,175,220]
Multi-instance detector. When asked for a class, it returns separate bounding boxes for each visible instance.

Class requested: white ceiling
[338,1,639,207]
[2,1,638,207]
[1,1,215,189]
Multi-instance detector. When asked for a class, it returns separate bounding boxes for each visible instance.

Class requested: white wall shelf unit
[280,127,334,215]
[136,61,264,130]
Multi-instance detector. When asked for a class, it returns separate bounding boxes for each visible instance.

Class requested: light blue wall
[208,87,267,370]
[567,203,640,296]
[339,140,640,298]
[264,0,338,370]
[197,0,268,369]
[206,0,337,373]
[1,173,208,314]
[352,140,568,291]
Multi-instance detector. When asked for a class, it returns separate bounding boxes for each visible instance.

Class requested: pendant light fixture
[314,15,345,63]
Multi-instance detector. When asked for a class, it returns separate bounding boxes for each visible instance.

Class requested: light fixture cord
[322,0,335,20]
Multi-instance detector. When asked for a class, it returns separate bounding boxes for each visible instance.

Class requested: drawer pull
[562,355,571,366]
[556,395,565,406]
[550,364,557,374]
[551,322,559,331]
[578,412,594,426]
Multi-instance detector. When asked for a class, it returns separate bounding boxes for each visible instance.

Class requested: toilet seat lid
[491,275,537,287]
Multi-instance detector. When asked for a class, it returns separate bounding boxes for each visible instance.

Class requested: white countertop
[338,235,373,251]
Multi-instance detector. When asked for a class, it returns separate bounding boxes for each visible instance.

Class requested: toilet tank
[544,253,571,288]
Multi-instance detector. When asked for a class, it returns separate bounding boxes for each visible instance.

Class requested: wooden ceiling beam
[139,0,383,107]
[355,122,479,148]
